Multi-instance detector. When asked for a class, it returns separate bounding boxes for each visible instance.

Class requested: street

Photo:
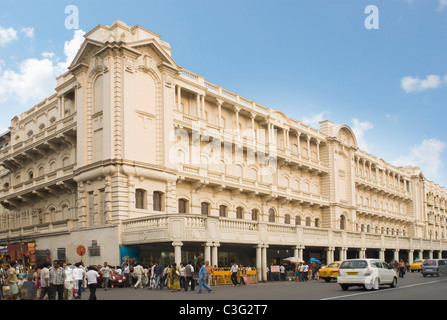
[76,271,447,301]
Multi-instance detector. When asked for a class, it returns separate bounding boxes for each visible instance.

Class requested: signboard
[270,265,280,273]
[77,245,86,257]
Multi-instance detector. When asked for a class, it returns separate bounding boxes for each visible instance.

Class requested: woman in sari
[169,263,181,292]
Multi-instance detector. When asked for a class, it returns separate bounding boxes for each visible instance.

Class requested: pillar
[204,242,211,264]
[177,85,181,111]
[261,245,268,282]
[379,248,385,261]
[212,243,219,267]
[408,250,414,264]
[256,245,262,282]
[172,241,183,265]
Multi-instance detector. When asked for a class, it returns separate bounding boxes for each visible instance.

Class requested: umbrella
[284,257,304,263]
[309,257,321,264]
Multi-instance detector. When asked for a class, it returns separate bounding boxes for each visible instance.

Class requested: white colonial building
[0,20,445,281]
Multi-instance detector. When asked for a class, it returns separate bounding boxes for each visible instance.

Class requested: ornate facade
[0,21,445,281]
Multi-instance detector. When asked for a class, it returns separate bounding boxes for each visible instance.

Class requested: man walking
[197,262,212,294]
[49,260,66,300]
[39,262,51,300]
[230,262,239,286]
[86,265,100,300]
[133,263,144,288]
[184,261,195,292]
[100,262,112,290]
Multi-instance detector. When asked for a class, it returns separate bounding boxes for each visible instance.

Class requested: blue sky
[0,0,446,187]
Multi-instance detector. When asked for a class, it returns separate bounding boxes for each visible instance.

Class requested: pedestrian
[302,263,309,282]
[399,259,406,278]
[184,261,195,291]
[205,260,214,287]
[86,266,100,300]
[298,263,305,282]
[154,262,163,289]
[179,263,186,289]
[63,263,74,300]
[38,262,51,300]
[280,264,285,281]
[133,263,144,289]
[197,262,212,294]
[123,263,131,287]
[4,260,19,300]
[230,262,239,286]
[169,263,181,292]
[49,260,66,300]
[162,264,170,288]
[101,262,112,290]
[23,265,38,300]
[73,262,85,299]
[239,265,247,286]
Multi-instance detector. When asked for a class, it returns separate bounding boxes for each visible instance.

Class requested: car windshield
[327,263,340,268]
[340,260,368,269]
[423,260,437,266]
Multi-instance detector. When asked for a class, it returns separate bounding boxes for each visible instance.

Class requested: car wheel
[324,278,331,283]
[390,277,397,288]
[422,274,427,277]
[340,285,349,291]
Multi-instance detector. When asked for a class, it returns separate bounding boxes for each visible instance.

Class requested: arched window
[315,218,320,228]
[340,215,346,230]
[268,208,275,223]
[153,191,163,211]
[251,209,258,221]
[179,198,189,214]
[295,216,301,226]
[236,207,244,219]
[219,205,227,218]
[284,214,291,224]
[201,202,210,216]
[305,217,311,226]
[135,189,147,209]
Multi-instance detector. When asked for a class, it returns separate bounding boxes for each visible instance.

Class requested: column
[408,250,414,264]
[316,139,320,163]
[296,132,301,156]
[212,243,219,267]
[256,245,262,282]
[177,85,181,111]
[393,249,399,262]
[326,247,334,264]
[250,113,256,142]
[379,248,385,261]
[201,95,206,120]
[306,136,311,158]
[217,99,222,128]
[429,250,433,259]
[172,241,183,265]
[234,106,240,133]
[204,242,211,264]
[196,93,201,118]
[261,245,268,282]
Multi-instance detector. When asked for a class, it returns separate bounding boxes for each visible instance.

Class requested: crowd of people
[0,258,222,300]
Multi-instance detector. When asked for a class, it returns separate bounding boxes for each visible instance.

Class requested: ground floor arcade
[119,241,447,282]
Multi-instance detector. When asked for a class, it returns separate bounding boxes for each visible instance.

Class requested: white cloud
[302,111,329,128]
[0,26,18,47]
[392,138,446,181]
[438,0,447,11]
[401,75,444,93]
[0,30,85,106]
[351,118,374,151]
[20,27,34,39]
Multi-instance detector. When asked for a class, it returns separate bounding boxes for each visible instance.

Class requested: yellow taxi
[410,259,424,272]
[318,261,343,282]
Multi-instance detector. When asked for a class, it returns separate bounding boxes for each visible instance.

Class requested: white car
[337,259,398,291]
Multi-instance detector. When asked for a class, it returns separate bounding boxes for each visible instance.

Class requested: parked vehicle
[410,259,424,272]
[337,259,398,291]
[421,259,447,277]
[318,261,342,282]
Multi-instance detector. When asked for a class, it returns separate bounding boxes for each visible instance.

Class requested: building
[0,20,446,281]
